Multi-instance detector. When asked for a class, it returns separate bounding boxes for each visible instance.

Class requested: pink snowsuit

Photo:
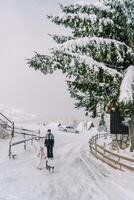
[36,147,45,170]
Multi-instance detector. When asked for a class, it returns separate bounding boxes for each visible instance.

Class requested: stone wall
[112,134,130,150]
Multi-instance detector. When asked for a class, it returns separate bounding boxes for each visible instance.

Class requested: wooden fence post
[89,140,92,152]
[95,138,97,155]
[8,122,14,158]
[38,129,41,145]
[104,133,107,139]
[24,133,26,150]
[96,134,98,140]
[8,137,12,158]
[31,134,33,146]
[12,122,15,138]
[103,142,106,158]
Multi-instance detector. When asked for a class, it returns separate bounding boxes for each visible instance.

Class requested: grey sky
[0,0,85,120]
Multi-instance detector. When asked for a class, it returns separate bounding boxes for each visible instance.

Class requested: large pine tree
[28,0,134,149]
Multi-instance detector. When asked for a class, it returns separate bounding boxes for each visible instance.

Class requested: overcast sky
[0,0,86,120]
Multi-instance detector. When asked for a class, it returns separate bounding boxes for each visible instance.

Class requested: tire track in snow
[43,137,110,200]
[79,146,134,200]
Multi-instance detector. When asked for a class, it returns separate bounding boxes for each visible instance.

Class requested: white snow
[53,13,114,29]
[57,37,127,50]
[53,36,133,78]
[58,13,97,22]
[56,37,132,63]
[119,65,134,103]
[57,50,122,77]
[0,123,134,200]
[99,17,113,26]
[66,0,111,12]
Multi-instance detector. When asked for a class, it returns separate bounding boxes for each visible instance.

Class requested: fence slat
[11,136,39,146]
[89,133,134,171]
[91,151,120,170]
[93,142,134,162]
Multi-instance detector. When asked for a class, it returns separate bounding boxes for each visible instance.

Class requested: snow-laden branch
[105,0,134,25]
[73,0,109,10]
[54,37,133,69]
[49,34,74,44]
[62,0,111,12]
[58,13,97,22]
[119,65,134,103]
[50,13,113,27]
[56,36,133,54]
[56,50,123,78]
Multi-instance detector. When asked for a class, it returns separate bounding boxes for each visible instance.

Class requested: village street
[0,127,134,200]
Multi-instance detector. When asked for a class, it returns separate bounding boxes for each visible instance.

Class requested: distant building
[77,121,94,132]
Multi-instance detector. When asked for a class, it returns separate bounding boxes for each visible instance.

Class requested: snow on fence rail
[0,113,15,158]
[8,130,45,159]
[89,134,134,171]
[11,136,38,146]
[0,112,45,159]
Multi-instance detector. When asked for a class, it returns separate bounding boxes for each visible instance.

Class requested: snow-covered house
[77,121,94,132]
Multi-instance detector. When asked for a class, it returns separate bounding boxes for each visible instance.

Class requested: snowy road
[0,128,134,200]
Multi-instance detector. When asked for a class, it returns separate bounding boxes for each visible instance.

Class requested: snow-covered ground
[0,125,134,200]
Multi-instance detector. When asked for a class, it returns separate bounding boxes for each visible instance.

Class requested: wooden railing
[89,134,134,171]
[0,112,46,159]
[9,130,45,158]
[0,113,15,157]
[0,112,13,124]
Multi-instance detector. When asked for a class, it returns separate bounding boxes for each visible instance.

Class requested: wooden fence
[0,113,15,158]
[9,131,45,159]
[0,112,45,158]
[89,134,134,171]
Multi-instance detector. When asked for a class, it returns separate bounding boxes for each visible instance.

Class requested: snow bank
[119,65,134,103]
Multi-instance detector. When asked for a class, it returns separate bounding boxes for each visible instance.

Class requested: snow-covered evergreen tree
[28,0,134,150]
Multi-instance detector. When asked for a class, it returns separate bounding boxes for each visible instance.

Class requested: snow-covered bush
[0,128,9,139]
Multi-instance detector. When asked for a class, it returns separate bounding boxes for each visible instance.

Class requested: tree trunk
[129,112,134,152]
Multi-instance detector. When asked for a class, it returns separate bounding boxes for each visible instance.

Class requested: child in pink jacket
[36,146,45,170]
